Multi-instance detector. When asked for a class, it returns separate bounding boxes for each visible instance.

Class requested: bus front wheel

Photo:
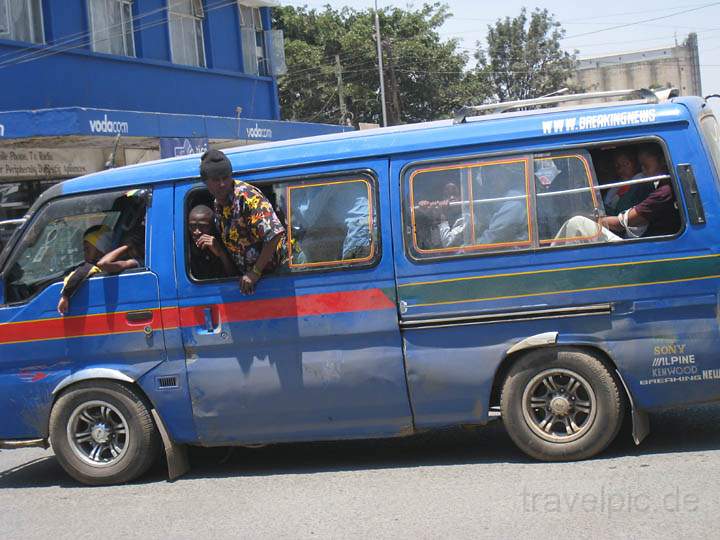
[49,381,161,485]
[500,348,624,461]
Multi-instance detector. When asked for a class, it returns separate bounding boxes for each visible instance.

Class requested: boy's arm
[57,262,102,314]
[97,245,140,274]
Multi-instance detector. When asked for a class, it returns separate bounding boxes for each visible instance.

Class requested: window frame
[183,169,382,284]
[406,156,533,257]
[237,3,268,77]
[2,187,152,307]
[87,0,136,57]
[168,0,206,68]
[0,0,44,44]
[400,135,686,264]
[534,150,603,247]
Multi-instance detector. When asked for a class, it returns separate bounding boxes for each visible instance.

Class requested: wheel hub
[549,395,571,416]
[91,423,111,444]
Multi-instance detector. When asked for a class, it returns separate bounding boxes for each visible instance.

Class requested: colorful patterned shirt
[214,180,287,274]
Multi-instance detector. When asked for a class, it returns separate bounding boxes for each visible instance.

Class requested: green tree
[274,3,481,126]
[476,8,577,103]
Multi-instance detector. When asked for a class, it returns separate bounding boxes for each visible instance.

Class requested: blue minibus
[2,89,720,485]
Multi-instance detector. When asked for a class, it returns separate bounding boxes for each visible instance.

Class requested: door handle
[197,306,222,335]
[126,310,153,324]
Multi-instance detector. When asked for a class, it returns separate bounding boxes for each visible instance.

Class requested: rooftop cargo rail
[453,88,679,124]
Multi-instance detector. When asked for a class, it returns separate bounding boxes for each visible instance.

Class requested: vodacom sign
[89,114,129,135]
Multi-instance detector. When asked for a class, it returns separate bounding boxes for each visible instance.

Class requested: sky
[281,0,720,96]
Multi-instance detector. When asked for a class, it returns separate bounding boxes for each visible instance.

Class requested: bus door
[175,159,412,445]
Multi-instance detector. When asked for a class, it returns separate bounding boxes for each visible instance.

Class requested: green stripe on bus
[399,255,720,308]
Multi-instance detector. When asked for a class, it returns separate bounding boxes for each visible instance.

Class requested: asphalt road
[2,405,720,540]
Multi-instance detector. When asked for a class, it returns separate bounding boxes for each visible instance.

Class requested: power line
[563,2,720,40]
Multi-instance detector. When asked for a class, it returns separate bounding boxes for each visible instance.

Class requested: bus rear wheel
[500,348,624,461]
[49,381,160,485]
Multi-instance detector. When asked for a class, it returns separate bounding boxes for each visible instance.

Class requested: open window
[185,173,379,281]
[403,140,683,262]
[4,188,149,304]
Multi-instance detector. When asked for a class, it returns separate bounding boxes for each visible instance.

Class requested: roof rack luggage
[453,88,678,124]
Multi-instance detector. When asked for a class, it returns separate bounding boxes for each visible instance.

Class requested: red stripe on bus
[178,289,394,327]
[0,309,160,345]
[0,289,394,345]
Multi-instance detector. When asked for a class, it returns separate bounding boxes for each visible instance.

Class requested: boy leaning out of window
[56,226,143,315]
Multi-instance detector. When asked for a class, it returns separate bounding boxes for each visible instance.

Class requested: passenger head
[637,145,668,177]
[83,225,112,264]
[442,181,460,202]
[200,149,234,205]
[613,150,639,181]
[188,205,215,243]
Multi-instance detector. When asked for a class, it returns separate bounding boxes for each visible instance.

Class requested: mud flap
[616,370,650,445]
[151,409,190,481]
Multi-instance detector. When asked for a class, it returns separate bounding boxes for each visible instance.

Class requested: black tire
[500,348,624,461]
[49,381,161,485]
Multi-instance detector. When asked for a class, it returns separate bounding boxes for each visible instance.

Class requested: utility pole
[383,39,401,125]
[335,54,348,125]
[374,0,388,127]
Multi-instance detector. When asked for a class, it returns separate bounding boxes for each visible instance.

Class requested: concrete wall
[574,33,701,96]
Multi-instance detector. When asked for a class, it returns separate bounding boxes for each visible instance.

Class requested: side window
[406,157,531,259]
[553,142,682,243]
[278,176,378,270]
[402,140,683,262]
[4,189,149,303]
[185,174,378,281]
[534,151,601,245]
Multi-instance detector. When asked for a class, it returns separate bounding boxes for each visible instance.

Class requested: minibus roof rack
[453,88,673,124]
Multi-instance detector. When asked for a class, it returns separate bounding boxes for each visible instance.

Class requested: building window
[0,0,44,44]
[88,0,135,57]
[169,0,206,67]
[238,3,267,76]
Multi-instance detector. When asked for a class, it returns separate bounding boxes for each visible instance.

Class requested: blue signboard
[159,138,209,159]
[0,107,351,142]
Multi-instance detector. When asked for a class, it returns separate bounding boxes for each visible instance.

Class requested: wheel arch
[489,338,649,444]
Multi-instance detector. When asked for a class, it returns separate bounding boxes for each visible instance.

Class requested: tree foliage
[273,3,480,126]
[475,8,577,102]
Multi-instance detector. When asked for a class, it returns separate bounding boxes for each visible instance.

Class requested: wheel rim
[521,368,597,443]
[66,401,129,467]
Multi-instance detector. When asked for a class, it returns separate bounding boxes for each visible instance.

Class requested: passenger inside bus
[603,149,653,216]
[415,180,468,248]
[554,144,680,243]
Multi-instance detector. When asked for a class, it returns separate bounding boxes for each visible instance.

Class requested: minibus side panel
[390,123,720,428]
[174,158,413,445]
